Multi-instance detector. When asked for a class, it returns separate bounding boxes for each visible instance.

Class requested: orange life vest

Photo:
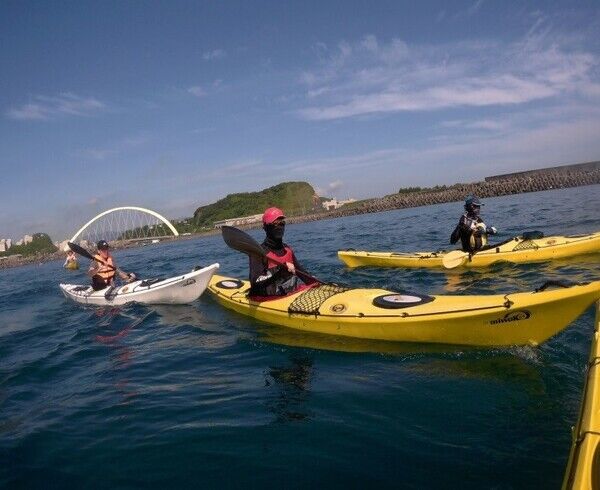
[93,253,115,281]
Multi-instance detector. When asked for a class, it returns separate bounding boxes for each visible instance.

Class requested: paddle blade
[68,241,95,261]
[221,226,266,258]
[442,250,469,269]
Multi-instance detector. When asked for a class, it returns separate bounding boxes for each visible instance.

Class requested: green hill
[193,182,321,228]
[0,233,57,257]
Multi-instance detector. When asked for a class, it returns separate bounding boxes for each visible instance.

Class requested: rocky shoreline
[2,168,598,272]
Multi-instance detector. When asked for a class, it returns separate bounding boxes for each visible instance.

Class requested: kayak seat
[522,230,544,240]
[139,278,164,287]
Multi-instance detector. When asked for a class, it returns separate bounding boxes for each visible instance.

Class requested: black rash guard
[450,213,494,253]
[249,237,314,296]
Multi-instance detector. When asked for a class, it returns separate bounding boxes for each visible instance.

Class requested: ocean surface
[2,185,599,489]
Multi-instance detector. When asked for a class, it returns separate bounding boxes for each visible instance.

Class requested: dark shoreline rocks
[2,170,598,272]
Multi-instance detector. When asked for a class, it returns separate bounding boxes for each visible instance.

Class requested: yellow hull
[562,300,600,490]
[207,275,600,346]
[338,231,600,269]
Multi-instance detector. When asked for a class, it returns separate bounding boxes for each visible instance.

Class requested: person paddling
[450,195,497,253]
[88,240,136,291]
[249,208,317,296]
[63,249,79,269]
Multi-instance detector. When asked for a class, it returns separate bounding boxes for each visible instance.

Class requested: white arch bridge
[70,206,179,245]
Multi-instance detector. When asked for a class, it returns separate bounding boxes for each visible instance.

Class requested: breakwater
[2,167,598,270]
[291,167,600,224]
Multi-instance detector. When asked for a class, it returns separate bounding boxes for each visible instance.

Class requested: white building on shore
[322,198,356,211]
[213,214,263,229]
[15,235,33,246]
[0,238,12,252]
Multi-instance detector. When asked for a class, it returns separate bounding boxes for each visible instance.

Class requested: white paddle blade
[442,250,469,269]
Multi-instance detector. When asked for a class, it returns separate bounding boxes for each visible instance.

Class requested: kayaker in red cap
[249,207,316,296]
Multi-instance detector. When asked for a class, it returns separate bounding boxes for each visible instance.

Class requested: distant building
[23,235,33,245]
[57,240,71,252]
[0,239,11,252]
[213,214,263,228]
[322,198,356,211]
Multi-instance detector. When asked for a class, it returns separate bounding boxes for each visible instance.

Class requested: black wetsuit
[450,213,494,253]
[249,236,314,297]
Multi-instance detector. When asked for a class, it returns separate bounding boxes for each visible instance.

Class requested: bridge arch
[70,206,179,243]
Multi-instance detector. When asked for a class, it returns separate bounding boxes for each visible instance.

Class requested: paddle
[221,226,321,284]
[68,241,117,271]
[442,250,470,269]
[442,229,545,269]
[67,242,136,281]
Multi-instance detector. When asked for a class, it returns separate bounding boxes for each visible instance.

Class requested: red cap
[262,207,285,224]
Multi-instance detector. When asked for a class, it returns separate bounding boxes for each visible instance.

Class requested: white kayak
[60,263,220,306]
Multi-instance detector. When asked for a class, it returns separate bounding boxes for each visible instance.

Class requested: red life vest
[265,246,294,268]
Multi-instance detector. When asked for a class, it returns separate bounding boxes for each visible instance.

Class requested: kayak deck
[208,275,600,346]
[338,231,600,269]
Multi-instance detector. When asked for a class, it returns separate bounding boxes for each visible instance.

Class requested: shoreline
[2,174,599,272]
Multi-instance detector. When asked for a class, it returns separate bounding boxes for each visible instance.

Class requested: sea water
[1,185,599,489]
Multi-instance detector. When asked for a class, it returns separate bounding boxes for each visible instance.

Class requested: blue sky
[1,0,599,240]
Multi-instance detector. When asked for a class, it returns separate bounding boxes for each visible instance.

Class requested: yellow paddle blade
[442,250,469,269]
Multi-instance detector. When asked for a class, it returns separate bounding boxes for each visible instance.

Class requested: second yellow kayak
[562,300,600,490]
[338,231,600,269]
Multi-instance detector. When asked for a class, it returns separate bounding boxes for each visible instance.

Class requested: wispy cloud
[466,0,485,17]
[283,115,600,190]
[74,135,149,161]
[202,49,226,61]
[188,85,207,97]
[6,93,106,121]
[296,19,600,121]
[440,119,508,131]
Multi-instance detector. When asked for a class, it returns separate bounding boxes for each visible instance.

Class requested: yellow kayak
[207,275,600,346]
[562,300,600,489]
[338,231,600,269]
[64,261,79,270]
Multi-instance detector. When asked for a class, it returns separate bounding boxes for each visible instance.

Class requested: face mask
[265,223,285,241]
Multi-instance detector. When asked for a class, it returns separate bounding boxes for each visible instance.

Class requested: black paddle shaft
[67,241,117,271]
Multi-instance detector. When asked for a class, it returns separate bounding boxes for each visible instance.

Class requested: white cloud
[466,0,484,16]
[6,93,106,121]
[202,49,226,61]
[296,23,600,121]
[74,134,149,161]
[188,86,207,97]
[328,180,343,191]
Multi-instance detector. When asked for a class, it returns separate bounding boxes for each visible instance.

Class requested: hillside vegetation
[192,181,322,228]
[0,233,58,257]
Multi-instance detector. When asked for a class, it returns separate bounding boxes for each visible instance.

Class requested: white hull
[60,263,219,305]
